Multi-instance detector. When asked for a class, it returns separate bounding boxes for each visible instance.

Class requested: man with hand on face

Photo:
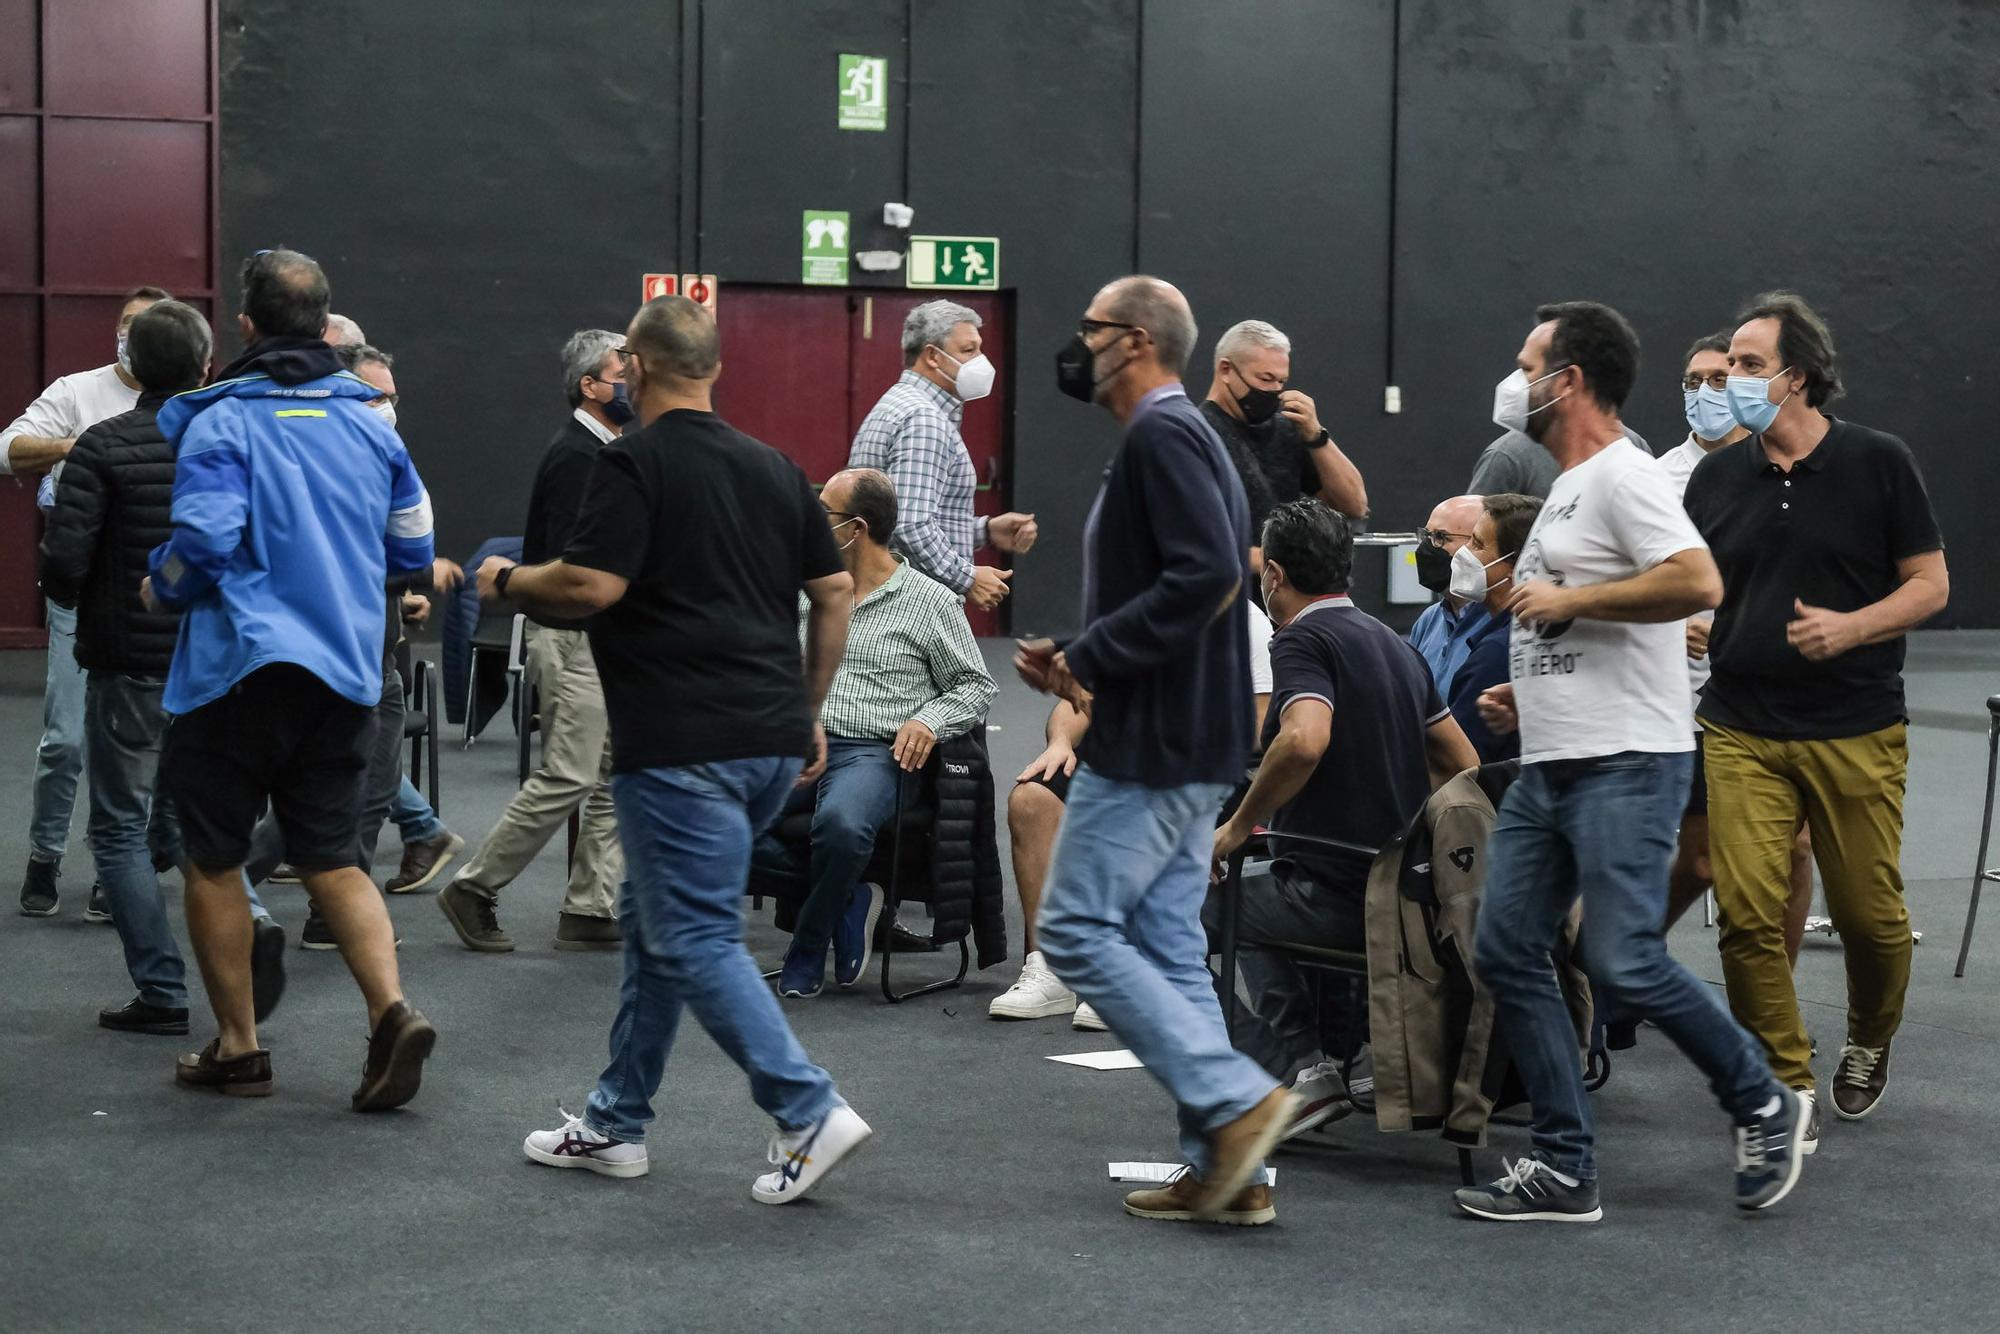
[1443,492,1540,764]
[1684,292,1946,1131]
[849,300,1036,611]
[1456,301,1805,1224]
[1020,275,1291,1229]
[1406,493,1491,694]
[753,467,997,1000]
[1200,319,1367,531]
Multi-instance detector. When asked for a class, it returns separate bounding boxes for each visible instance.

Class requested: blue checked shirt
[848,371,984,595]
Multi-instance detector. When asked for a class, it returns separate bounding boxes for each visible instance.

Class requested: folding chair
[395,639,442,814]
[1955,694,2000,977]
[462,610,525,747]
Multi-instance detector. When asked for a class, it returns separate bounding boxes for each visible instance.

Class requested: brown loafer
[1196,1087,1297,1219]
[1124,1168,1275,1225]
[176,1040,273,1097]
[352,1001,437,1112]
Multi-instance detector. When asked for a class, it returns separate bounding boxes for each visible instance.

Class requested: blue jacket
[151,337,434,714]
[1447,612,1517,764]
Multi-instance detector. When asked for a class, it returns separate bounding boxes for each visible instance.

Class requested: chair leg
[426,669,442,814]
[881,773,962,1003]
[1956,718,2000,977]
[1219,855,1243,1043]
[462,651,479,749]
[1457,1147,1475,1188]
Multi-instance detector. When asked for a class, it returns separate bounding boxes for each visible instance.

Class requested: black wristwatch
[495,564,514,596]
[1305,427,1331,449]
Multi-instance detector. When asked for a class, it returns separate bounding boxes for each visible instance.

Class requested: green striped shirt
[804,558,997,742]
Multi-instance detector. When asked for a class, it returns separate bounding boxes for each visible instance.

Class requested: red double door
[715,286,1012,636]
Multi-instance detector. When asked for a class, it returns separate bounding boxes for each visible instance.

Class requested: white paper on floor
[1046,1049,1144,1070]
[1108,1162,1275,1185]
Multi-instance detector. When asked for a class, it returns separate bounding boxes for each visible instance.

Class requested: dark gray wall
[221,0,2000,630]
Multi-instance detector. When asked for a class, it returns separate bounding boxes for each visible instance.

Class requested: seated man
[753,468,997,998]
[1211,500,1478,1139]
[990,599,1273,1027]
[1444,493,1542,764]
[1407,493,1492,694]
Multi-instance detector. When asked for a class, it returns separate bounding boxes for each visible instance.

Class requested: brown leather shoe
[1832,1041,1891,1120]
[385,832,465,894]
[1124,1168,1275,1225]
[1196,1086,1296,1218]
[554,912,622,951]
[351,1001,437,1112]
[175,1040,273,1097]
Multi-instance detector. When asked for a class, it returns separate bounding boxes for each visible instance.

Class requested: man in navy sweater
[1021,276,1294,1227]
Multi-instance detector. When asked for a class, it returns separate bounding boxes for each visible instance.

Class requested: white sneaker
[523,1108,649,1179]
[988,951,1078,1020]
[753,1103,873,1205]
[1282,1061,1354,1142]
[1072,1001,1108,1032]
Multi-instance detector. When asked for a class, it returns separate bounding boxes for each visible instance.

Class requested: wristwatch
[495,564,514,596]
[1305,427,1331,449]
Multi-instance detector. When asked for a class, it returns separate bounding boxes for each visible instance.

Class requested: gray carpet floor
[3,634,1997,1332]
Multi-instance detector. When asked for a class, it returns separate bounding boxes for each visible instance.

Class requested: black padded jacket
[39,394,182,676]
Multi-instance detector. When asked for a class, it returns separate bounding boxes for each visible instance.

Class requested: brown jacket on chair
[1364,762,1593,1145]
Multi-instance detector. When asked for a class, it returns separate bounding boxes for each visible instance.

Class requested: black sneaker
[252,917,288,1022]
[19,858,59,917]
[84,884,112,924]
[301,910,338,951]
[1735,1087,1810,1211]
[1832,1042,1890,1120]
[1454,1157,1601,1222]
[99,995,191,1035]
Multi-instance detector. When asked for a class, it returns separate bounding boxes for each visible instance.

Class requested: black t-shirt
[1262,596,1447,898]
[521,417,606,630]
[1198,399,1316,529]
[563,409,845,773]
[1682,416,1943,739]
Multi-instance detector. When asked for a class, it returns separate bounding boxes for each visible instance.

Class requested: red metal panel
[44,117,209,291]
[0,0,36,109]
[0,114,36,285]
[44,294,124,379]
[0,295,45,635]
[44,0,209,118]
[713,285,855,484]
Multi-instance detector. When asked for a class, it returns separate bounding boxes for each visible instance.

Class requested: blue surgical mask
[600,380,635,426]
[1683,384,1737,442]
[1725,366,1793,435]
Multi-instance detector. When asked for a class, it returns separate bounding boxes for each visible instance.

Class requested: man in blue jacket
[1021,275,1294,1228]
[144,249,438,1110]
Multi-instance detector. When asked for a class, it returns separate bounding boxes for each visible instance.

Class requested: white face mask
[1491,367,1566,435]
[936,348,996,402]
[1449,544,1511,601]
[833,517,862,551]
[368,397,398,429]
[117,332,133,375]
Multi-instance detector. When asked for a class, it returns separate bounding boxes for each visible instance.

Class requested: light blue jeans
[585,758,841,1143]
[29,600,87,862]
[85,674,187,1007]
[1038,766,1276,1186]
[390,776,446,844]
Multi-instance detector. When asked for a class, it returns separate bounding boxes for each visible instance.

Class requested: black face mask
[1413,539,1453,594]
[1055,333,1097,403]
[1230,367,1283,426]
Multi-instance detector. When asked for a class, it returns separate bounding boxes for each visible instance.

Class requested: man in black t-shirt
[1685,292,1948,1127]
[1198,320,1368,547]
[476,296,874,1205]
[1211,501,1476,1138]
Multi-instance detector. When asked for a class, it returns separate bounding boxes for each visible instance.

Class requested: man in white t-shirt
[4,286,168,917]
[1655,331,1814,957]
[1452,301,1806,1225]
[988,601,1275,1025]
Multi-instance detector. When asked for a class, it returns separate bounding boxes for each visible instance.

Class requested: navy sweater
[1064,387,1253,789]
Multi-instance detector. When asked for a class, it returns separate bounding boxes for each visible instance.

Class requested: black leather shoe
[19,858,58,917]
[252,917,288,1022]
[99,996,191,1035]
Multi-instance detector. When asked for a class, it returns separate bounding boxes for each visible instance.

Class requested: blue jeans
[585,758,841,1142]
[390,776,446,844]
[1038,767,1276,1186]
[750,738,902,953]
[85,674,187,1007]
[30,600,87,862]
[1475,752,1783,1181]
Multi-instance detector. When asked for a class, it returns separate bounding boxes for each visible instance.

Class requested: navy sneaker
[1735,1087,1810,1211]
[1454,1157,1602,1223]
[834,882,885,988]
[778,942,825,999]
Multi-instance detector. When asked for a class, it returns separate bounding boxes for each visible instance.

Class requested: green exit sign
[906,235,999,291]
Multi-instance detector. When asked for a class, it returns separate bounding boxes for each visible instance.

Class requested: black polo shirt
[1682,416,1942,739]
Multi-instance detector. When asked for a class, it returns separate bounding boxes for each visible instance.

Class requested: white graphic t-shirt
[1510,439,1707,764]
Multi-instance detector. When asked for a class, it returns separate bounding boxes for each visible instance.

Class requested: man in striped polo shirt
[754,467,997,999]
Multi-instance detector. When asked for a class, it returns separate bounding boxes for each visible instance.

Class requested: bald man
[1406,493,1492,695]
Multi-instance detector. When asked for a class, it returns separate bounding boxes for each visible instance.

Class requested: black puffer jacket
[39,393,182,674]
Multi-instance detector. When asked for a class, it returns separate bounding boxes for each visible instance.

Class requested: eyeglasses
[373,392,401,406]
[1078,319,1139,340]
[1681,371,1729,391]
[1420,528,1471,546]
[823,509,855,520]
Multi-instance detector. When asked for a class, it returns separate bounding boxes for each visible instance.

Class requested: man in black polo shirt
[481,295,873,1204]
[1212,500,1476,1139]
[1020,275,1291,1227]
[1685,291,1948,1126]
[1198,319,1367,533]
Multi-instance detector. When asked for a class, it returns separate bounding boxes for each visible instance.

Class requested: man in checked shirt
[753,468,998,999]
[849,300,1038,609]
